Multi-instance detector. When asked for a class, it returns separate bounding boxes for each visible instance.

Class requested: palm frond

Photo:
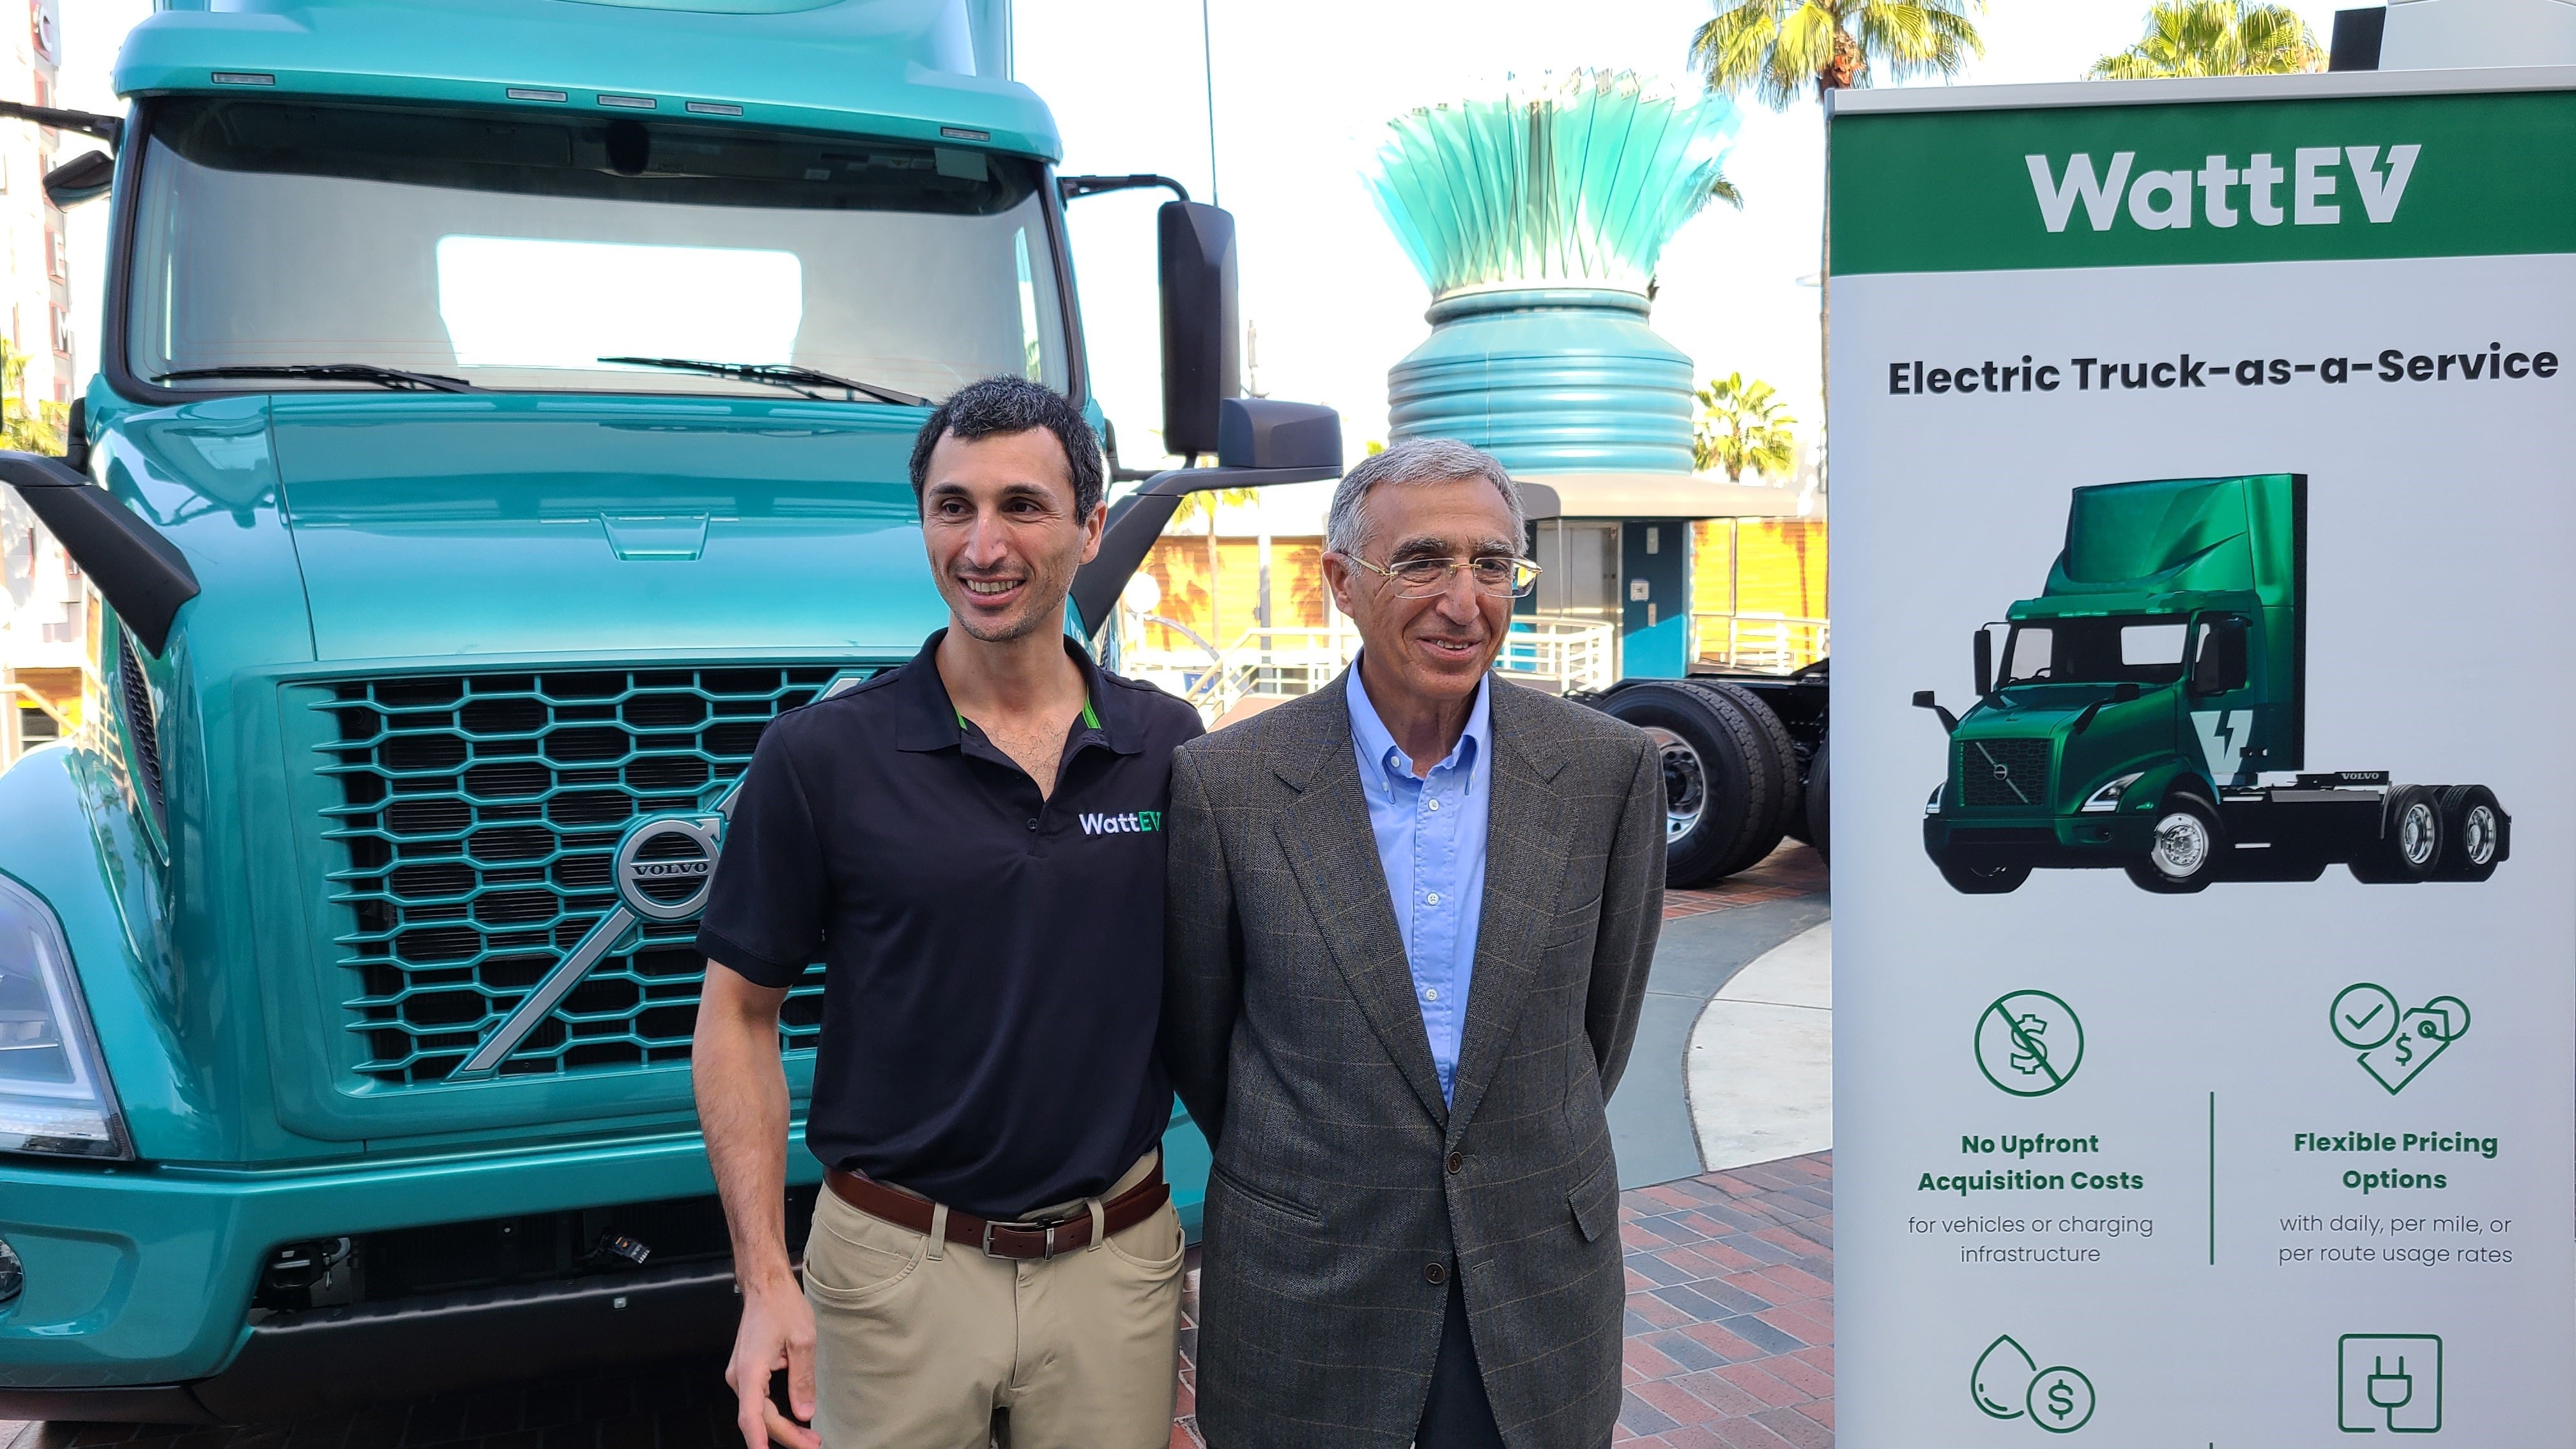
[1690,1,1788,100]
[2089,0,2320,79]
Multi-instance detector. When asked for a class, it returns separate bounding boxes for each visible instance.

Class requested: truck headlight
[0,875,132,1160]
[1924,783,1944,817]
[2080,772,2144,815]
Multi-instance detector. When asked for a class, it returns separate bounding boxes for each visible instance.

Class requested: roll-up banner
[1830,69,2576,1445]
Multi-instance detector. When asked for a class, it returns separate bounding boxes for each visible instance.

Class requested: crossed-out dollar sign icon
[1975,991,2085,1097]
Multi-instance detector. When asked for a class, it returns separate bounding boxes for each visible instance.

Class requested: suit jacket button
[1423,1262,1446,1285]
[1446,1151,1464,1175]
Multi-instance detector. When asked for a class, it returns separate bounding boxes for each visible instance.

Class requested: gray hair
[1324,438,1527,557]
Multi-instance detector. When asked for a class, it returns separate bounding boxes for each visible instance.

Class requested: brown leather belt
[824,1161,1170,1261]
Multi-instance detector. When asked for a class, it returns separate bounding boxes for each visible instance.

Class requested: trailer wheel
[2432,785,2503,882]
[2126,794,2221,893]
[2350,785,2442,884]
[1687,680,1799,875]
[1937,858,2028,894]
[1596,681,1789,888]
[1804,737,1830,866]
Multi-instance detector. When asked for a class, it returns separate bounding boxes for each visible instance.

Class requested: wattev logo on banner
[2027,146,2418,233]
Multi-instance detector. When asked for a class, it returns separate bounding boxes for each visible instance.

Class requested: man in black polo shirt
[692,376,1203,1449]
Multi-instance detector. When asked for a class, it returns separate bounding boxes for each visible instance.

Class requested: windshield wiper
[155,363,478,394]
[598,356,929,406]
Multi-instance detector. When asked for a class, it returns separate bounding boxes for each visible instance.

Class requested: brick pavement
[1664,844,1827,922]
[7,1151,1832,1449]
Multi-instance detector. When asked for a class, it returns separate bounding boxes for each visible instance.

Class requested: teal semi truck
[0,0,1338,1422]
[1915,474,2508,895]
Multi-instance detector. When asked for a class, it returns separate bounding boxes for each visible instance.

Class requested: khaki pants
[802,1152,1185,1449]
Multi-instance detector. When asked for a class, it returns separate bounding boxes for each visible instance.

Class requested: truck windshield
[124,98,1069,402]
[2000,616,2189,687]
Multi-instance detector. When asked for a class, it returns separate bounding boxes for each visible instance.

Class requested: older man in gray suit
[1163,438,1665,1448]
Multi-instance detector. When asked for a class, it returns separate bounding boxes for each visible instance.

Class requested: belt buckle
[981,1216,1065,1261]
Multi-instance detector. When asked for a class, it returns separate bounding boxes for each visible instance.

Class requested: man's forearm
[694,967,795,1290]
[1162,752,1238,1144]
[1588,737,1667,1100]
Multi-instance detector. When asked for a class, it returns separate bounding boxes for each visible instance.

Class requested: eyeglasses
[1342,552,1543,599]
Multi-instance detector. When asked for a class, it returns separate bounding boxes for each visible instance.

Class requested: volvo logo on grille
[612,813,726,921]
[1993,762,2012,780]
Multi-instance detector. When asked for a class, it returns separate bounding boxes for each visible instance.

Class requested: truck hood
[266,395,950,662]
[1955,687,2127,738]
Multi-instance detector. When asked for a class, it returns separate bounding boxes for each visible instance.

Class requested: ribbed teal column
[1388,288,1695,475]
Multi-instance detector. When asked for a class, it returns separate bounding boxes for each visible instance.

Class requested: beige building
[0,0,89,768]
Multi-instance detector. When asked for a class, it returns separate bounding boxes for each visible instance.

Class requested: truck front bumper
[0,1130,753,1423]
[1924,813,2154,868]
[0,1112,1213,1423]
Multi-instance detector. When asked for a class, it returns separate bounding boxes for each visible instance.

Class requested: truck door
[2185,613,2257,786]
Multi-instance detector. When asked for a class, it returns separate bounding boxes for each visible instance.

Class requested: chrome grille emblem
[613,813,724,921]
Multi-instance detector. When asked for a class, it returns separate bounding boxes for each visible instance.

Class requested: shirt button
[1422,987,1438,1002]
[1446,1151,1464,1175]
[1026,819,1038,831]
[1424,1262,1446,1285]
[1425,892,1441,905]
[1427,798,1440,811]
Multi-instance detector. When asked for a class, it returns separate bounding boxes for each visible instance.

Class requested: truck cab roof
[116,0,1060,159]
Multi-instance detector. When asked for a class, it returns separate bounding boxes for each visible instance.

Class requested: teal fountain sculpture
[1368,70,1740,476]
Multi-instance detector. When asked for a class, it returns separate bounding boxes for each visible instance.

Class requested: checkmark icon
[2343,1003,2386,1032]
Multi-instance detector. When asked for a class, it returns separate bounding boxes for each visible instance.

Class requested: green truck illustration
[1915,474,2508,894]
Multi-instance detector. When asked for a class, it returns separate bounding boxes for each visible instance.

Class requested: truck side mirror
[2193,617,2250,695]
[1158,201,1239,459]
[1972,628,1993,697]
[1217,399,1340,471]
[43,150,112,210]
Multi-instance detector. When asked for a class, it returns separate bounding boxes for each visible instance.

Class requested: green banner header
[1832,89,2576,274]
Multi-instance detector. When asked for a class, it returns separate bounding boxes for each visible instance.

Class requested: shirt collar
[1346,657,1490,791]
[888,628,1137,755]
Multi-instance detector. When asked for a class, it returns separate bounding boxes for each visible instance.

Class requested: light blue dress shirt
[1347,663,1492,1104]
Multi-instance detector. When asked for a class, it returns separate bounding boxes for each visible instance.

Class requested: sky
[56,0,2360,531]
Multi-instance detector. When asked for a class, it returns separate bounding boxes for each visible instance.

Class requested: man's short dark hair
[908,376,1104,519]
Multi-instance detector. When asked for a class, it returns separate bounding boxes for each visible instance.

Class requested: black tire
[2125,793,2223,893]
[1805,736,1831,866]
[2433,784,2503,882]
[2350,784,2442,884]
[1594,681,1790,889]
[1938,858,2028,894]
[1685,680,1798,875]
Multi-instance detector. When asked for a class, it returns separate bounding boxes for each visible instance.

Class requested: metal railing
[1694,612,1828,673]
[1119,613,1618,722]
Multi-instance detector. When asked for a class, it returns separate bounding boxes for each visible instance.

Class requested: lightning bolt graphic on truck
[1914,473,2509,894]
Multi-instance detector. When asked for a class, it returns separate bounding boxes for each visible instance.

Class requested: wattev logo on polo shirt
[2026,145,2419,233]
[1079,809,1162,836]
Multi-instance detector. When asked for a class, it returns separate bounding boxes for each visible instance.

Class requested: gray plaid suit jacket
[1163,670,1664,1448]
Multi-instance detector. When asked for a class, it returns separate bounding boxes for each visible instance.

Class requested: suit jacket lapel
[1271,674,1451,1129]
[1445,680,1570,1138]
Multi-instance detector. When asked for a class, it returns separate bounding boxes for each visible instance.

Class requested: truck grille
[310,667,847,1086]
[1957,738,2053,808]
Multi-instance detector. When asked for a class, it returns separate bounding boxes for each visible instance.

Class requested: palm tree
[1689,1,1986,480]
[0,341,65,454]
[1694,373,1799,482]
[1691,0,1984,107]
[2091,1,2322,79]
